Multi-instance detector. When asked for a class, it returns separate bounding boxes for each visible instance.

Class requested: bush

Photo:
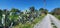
[57,15,60,20]
[55,15,60,20]
[12,16,45,28]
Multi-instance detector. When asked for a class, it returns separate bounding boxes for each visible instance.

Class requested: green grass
[12,15,45,28]
[33,16,45,24]
[54,15,60,20]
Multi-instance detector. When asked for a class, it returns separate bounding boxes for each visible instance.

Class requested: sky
[0,0,60,12]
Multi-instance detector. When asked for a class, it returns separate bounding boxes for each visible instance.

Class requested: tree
[0,9,3,19]
[39,8,48,15]
[2,9,10,28]
[0,9,3,27]
[10,8,21,21]
[0,9,3,16]
[29,6,35,13]
[51,8,60,15]
[9,8,21,27]
[10,8,20,13]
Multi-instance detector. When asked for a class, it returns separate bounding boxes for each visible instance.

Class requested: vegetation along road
[34,14,60,28]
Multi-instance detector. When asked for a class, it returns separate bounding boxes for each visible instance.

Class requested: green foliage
[29,6,35,13]
[51,8,60,15]
[39,8,48,14]
[10,8,20,13]
[12,15,45,28]
[0,7,47,28]
[55,15,60,20]
[9,15,19,21]
[33,16,44,24]
[12,22,33,28]
[0,9,3,18]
